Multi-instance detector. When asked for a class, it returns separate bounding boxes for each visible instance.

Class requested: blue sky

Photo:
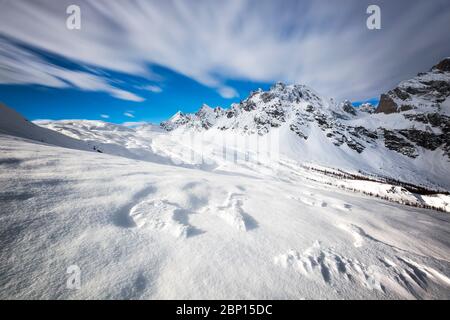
[1,0,449,124]
[0,60,272,124]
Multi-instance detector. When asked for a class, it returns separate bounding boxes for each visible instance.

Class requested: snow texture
[1,60,450,299]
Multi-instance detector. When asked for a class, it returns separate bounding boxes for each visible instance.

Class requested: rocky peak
[376,57,450,114]
[160,111,189,131]
[268,82,324,106]
[195,104,214,117]
[433,57,450,72]
[340,100,357,116]
[160,59,450,160]
[358,103,376,114]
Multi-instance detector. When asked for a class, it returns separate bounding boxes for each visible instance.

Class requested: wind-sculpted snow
[130,200,190,239]
[1,135,450,299]
[274,237,450,299]
[202,193,253,232]
[274,241,385,292]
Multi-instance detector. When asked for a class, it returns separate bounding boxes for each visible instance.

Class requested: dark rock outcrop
[382,129,418,158]
[376,57,450,114]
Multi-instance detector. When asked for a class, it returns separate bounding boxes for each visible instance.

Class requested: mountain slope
[34,119,172,164]
[376,57,450,114]
[0,103,97,153]
[159,59,450,190]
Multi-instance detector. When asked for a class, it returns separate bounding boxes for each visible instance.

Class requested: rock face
[376,57,450,114]
[382,129,418,158]
[434,57,450,72]
[377,94,399,114]
[161,58,450,160]
[340,100,357,116]
[373,57,450,158]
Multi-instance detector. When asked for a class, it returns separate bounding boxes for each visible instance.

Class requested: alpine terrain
[1,58,450,299]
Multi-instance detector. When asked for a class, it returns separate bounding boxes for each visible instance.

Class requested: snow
[156,81,450,191]
[1,131,450,299]
[1,64,450,299]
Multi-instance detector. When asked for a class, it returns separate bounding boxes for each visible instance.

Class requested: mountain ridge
[160,58,450,161]
[1,58,449,191]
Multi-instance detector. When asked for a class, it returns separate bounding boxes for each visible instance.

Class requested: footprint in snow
[204,193,257,231]
[290,195,328,208]
[332,203,353,212]
[129,199,191,239]
[274,241,384,292]
[338,224,365,248]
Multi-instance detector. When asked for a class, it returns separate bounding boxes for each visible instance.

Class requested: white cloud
[217,86,239,99]
[124,112,135,118]
[0,0,450,101]
[0,39,145,102]
[142,85,163,93]
[111,90,144,102]
[100,114,110,119]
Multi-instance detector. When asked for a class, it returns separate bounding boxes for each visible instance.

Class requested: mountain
[0,103,178,166]
[375,58,450,159]
[34,119,169,163]
[358,103,376,114]
[376,57,450,114]
[159,58,450,190]
[161,104,225,131]
[2,116,450,300]
[1,61,450,300]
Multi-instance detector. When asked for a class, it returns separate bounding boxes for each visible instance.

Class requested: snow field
[1,135,450,299]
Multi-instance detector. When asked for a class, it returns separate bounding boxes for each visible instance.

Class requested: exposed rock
[382,129,418,158]
[398,129,443,151]
[433,57,450,72]
[160,58,450,160]
[376,94,398,114]
[376,57,450,114]
[341,100,357,116]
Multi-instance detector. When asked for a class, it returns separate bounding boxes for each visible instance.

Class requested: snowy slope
[158,59,450,190]
[1,134,450,299]
[26,58,450,190]
[1,58,450,300]
[0,103,176,165]
[34,119,173,164]
[0,103,96,153]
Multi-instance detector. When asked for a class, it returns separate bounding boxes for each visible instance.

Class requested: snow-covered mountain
[34,119,174,164]
[159,58,450,190]
[1,58,449,191]
[162,59,450,159]
[1,59,450,300]
[377,57,450,114]
[375,57,450,159]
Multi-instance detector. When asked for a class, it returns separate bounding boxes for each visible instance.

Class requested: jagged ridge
[161,58,450,159]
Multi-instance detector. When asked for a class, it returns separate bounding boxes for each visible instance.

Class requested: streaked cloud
[142,85,163,93]
[100,114,110,119]
[0,0,449,101]
[0,38,145,102]
[124,112,135,118]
